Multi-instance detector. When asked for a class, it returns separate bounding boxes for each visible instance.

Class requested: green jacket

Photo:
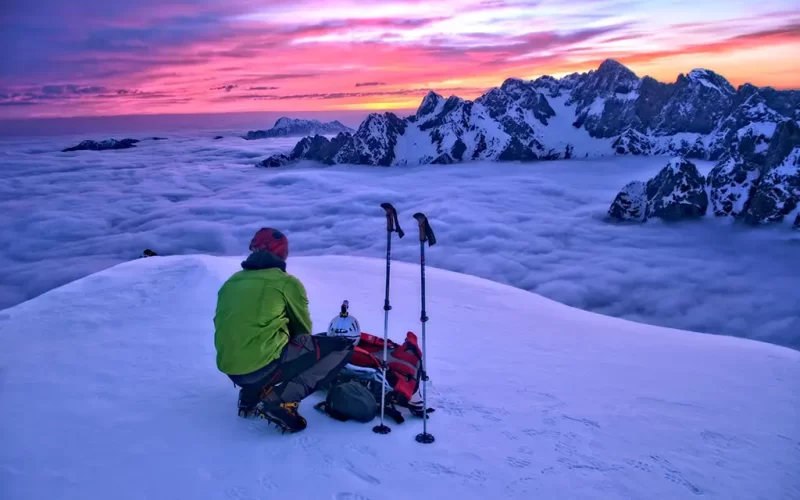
[214,252,312,376]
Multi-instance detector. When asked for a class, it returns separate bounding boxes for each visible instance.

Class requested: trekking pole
[373,203,404,435]
[413,212,436,444]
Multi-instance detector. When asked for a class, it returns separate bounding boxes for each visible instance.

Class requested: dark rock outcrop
[645,157,708,220]
[609,157,708,222]
[608,181,647,221]
[256,154,290,168]
[707,153,761,217]
[655,69,735,135]
[741,120,800,224]
[612,129,652,155]
[334,113,407,166]
[62,138,140,152]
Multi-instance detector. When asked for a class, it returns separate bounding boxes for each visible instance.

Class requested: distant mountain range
[259,59,799,168]
[243,117,353,140]
[257,59,799,229]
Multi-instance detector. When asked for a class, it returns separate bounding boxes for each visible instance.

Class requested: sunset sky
[1,0,799,119]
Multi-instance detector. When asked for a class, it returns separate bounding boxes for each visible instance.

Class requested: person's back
[214,250,311,376]
[213,227,354,434]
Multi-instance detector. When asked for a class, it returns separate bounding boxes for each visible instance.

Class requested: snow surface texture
[263,59,800,168]
[1,255,798,500]
[1,134,799,348]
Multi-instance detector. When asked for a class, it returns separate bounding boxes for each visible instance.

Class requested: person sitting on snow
[213,227,355,433]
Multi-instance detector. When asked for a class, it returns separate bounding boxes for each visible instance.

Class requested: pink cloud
[1,1,799,117]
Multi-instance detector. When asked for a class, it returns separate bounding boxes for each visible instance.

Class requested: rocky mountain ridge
[608,120,800,228]
[243,117,353,140]
[258,59,799,169]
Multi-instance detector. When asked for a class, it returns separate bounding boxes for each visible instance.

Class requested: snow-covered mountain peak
[243,117,353,140]
[274,117,319,129]
[685,68,735,95]
[416,91,446,119]
[590,58,640,92]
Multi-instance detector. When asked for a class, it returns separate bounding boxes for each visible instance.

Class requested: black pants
[230,334,354,407]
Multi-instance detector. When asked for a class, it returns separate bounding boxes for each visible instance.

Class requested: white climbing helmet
[328,300,361,344]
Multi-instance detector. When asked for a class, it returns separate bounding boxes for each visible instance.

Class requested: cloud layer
[0,133,798,350]
[1,0,799,118]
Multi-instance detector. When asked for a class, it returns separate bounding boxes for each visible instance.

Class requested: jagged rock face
[612,129,652,155]
[256,154,290,168]
[742,146,800,224]
[335,113,406,166]
[570,59,639,108]
[634,76,674,130]
[763,119,800,173]
[243,118,352,140]
[497,78,556,125]
[708,90,783,162]
[666,137,707,159]
[256,132,351,167]
[473,87,547,160]
[569,60,641,138]
[608,181,647,221]
[415,91,445,120]
[289,133,347,164]
[707,153,761,216]
[431,153,456,164]
[655,70,735,135]
[419,96,476,161]
[645,157,709,220]
[62,138,139,152]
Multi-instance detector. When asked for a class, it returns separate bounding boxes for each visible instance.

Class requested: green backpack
[315,381,378,423]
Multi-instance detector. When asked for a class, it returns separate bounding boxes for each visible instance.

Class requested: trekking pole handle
[413,213,436,246]
[381,203,405,238]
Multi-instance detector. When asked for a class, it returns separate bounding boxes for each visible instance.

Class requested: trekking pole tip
[373,424,392,435]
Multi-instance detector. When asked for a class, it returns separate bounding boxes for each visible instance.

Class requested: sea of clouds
[1,131,798,349]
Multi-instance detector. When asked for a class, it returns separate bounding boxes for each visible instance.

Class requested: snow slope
[2,255,798,500]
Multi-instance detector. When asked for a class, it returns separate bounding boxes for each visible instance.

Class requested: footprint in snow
[506,457,532,468]
[346,442,378,458]
[505,477,538,495]
[561,415,601,429]
[344,460,381,485]
[410,461,459,476]
[624,459,654,473]
[700,430,741,449]
[334,494,372,500]
[259,474,278,490]
[649,455,703,495]
[502,430,518,441]
[517,445,536,456]
[224,486,258,500]
[464,469,488,484]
